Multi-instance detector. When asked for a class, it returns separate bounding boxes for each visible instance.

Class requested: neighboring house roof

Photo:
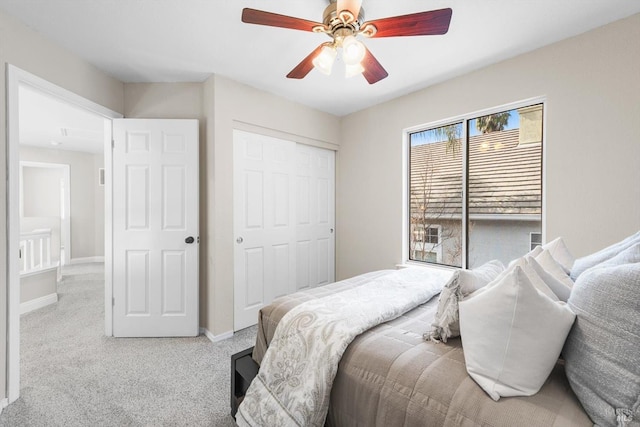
[410,128,541,218]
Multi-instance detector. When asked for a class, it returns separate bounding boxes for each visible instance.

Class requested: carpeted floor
[0,263,256,427]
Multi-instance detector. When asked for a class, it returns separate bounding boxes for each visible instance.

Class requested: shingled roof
[410,129,542,218]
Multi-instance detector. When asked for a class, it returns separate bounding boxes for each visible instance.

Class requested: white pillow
[487,256,559,300]
[542,237,575,274]
[508,257,559,301]
[535,249,574,290]
[459,266,576,401]
[526,256,572,302]
[528,244,544,258]
[508,245,543,269]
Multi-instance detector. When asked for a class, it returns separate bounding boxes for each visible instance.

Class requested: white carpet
[0,263,255,426]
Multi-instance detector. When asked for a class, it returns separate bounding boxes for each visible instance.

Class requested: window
[410,224,443,263]
[530,232,542,251]
[413,226,439,243]
[412,249,438,263]
[408,102,543,268]
[425,227,439,244]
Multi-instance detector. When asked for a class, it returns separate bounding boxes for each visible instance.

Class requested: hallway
[0,263,255,426]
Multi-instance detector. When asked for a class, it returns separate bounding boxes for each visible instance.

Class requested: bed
[235,267,591,427]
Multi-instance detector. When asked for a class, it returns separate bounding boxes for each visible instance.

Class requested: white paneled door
[233,130,335,330]
[113,119,199,337]
[295,144,335,291]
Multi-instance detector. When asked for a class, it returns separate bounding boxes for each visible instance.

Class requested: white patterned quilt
[236,267,453,427]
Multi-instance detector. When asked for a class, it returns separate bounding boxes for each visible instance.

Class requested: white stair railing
[19,229,54,275]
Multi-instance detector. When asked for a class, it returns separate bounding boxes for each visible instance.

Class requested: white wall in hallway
[20,147,105,260]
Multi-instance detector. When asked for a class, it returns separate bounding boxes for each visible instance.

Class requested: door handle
[185,236,195,244]
[236,237,244,244]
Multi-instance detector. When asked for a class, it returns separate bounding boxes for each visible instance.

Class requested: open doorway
[18,81,104,316]
[19,83,105,263]
[6,65,122,403]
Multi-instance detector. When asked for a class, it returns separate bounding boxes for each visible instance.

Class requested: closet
[233,130,335,330]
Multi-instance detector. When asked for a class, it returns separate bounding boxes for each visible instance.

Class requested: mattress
[252,269,592,427]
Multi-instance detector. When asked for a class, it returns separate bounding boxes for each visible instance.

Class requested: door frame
[6,65,122,403]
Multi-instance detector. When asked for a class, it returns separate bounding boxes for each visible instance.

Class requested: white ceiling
[3,1,640,117]
[19,84,105,154]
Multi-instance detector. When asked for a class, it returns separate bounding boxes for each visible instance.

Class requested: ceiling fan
[241,0,452,84]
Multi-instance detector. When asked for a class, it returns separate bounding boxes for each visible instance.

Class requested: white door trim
[6,64,122,403]
[19,161,71,266]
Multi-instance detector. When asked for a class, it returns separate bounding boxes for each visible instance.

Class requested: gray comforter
[252,270,592,427]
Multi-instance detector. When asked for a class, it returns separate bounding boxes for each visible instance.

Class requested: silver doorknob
[236,237,244,244]
[330,228,334,233]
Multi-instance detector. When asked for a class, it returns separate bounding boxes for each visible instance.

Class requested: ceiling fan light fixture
[342,35,365,65]
[241,6,453,84]
[312,45,337,75]
[345,62,364,78]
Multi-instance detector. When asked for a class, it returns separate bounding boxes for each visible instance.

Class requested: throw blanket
[236,267,453,427]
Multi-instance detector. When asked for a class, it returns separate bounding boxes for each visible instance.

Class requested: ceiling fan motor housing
[319,2,366,44]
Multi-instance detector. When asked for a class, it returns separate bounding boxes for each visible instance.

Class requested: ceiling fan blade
[361,47,388,84]
[337,0,362,18]
[365,8,453,38]
[241,8,323,32]
[287,44,327,79]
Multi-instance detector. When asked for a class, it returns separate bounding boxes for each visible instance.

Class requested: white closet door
[233,131,336,330]
[295,145,335,290]
[233,130,297,330]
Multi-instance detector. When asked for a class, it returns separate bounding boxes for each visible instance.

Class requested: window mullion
[461,120,469,270]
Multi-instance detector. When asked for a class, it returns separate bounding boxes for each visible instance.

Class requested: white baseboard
[69,256,104,265]
[19,264,59,278]
[200,327,233,343]
[20,293,58,315]
[0,398,7,415]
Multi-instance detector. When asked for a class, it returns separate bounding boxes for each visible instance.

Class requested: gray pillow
[588,243,640,270]
[570,231,640,280]
[563,262,640,427]
[425,260,504,343]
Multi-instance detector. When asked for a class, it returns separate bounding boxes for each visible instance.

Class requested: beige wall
[20,270,57,304]
[124,83,203,119]
[123,79,340,336]
[0,9,124,400]
[123,81,207,328]
[22,166,63,217]
[337,14,640,279]
[207,75,340,335]
[20,147,105,260]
